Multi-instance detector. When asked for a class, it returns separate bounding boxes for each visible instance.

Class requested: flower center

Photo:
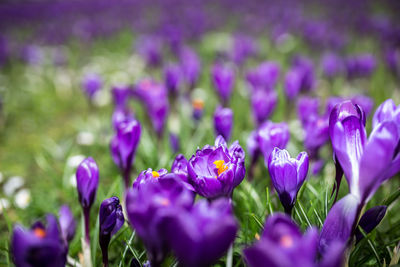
[192,99,204,110]
[279,235,293,248]
[213,160,228,176]
[33,228,46,238]
[152,171,160,178]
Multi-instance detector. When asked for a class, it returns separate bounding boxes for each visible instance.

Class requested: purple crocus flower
[125,176,194,266]
[320,52,344,78]
[384,48,400,78]
[251,89,278,125]
[268,148,309,214]
[284,56,315,100]
[137,35,163,67]
[11,214,67,267]
[284,68,302,100]
[58,205,76,245]
[111,118,141,189]
[303,116,330,159]
[82,73,102,101]
[166,198,238,267]
[188,136,245,199]
[111,85,132,109]
[230,34,258,66]
[213,106,233,141]
[297,96,320,126]
[99,197,124,267]
[345,54,377,79]
[244,213,319,267]
[132,79,169,137]
[246,61,280,91]
[76,157,99,243]
[171,154,189,183]
[164,63,182,94]
[351,95,374,117]
[111,107,135,131]
[320,100,400,251]
[257,121,290,161]
[211,63,235,105]
[179,46,201,89]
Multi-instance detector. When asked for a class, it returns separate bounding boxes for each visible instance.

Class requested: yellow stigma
[280,235,293,248]
[152,171,160,178]
[255,233,260,240]
[213,160,228,176]
[33,228,46,238]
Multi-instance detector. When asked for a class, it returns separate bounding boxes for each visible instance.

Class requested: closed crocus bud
[166,198,238,267]
[164,63,181,94]
[292,55,315,92]
[59,205,76,244]
[82,73,102,101]
[111,86,132,109]
[188,136,245,199]
[76,157,99,244]
[125,177,194,267]
[111,119,141,189]
[99,197,124,267]
[355,205,387,242]
[268,148,309,214]
[76,157,99,211]
[211,63,235,105]
[214,106,233,141]
[303,115,330,159]
[244,213,319,267]
[251,89,277,125]
[12,214,67,267]
[257,121,290,162]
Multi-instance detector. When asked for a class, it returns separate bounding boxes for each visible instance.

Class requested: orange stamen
[213,160,228,176]
[33,228,46,238]
[192,99,204,109]
[152,171,160,178]
[280,235,293,248]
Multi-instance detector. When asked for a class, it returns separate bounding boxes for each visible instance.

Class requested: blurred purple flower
[125,176,194,266]
[212,63,235,105]
[251,89,278,125]
[244,213,319,267]
[321,52,344,78]
[188,136,245,199]
[268,148,309,214]
[111,107,135,131]
[345,54,377,79]
[179,46,201,88]
[133,79,169,137]
[82,73,102,101]
[164,63,182,94]
[169,132,180,154]
[246,61,280,91]
[214,106,233,141]
[12,214,67,267]
[137,35,163,67]
[111,85,132,109]
[166,198,238,267]
[257,121,290,162]
[58,205,76,245]
[230,34,258,65]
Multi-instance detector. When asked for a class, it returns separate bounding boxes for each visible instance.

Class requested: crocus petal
[358,121,398,201]
[319,194,360,252]
[355,205,387,242]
